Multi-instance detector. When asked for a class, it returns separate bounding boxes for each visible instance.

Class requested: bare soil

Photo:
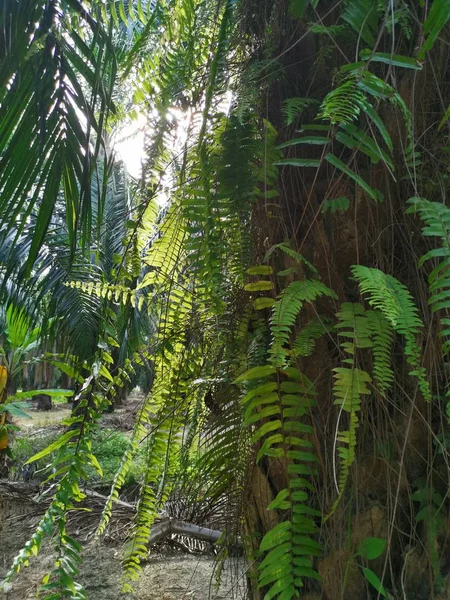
[1,395,248,599]
[13,402,72,429]
[1,533,246,600]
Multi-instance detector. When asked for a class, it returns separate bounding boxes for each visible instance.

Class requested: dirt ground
[0,489,247,600]
[12,402,72,429]
[1,541,247,600]
[1,397,248,599]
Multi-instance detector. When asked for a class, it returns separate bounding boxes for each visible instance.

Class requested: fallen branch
[0,481,240,549]
[148,518,226,546]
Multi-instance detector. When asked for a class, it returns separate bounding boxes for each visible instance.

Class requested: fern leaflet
[352,265,431,401]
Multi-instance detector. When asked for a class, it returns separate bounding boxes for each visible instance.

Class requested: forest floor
[0,397,247,600]
[1,527,247,600]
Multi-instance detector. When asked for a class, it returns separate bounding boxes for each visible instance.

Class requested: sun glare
[114,113,147,179]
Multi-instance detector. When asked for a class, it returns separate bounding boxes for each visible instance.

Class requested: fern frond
[121,357,193,588]
[366,309,394,395]
[352,265,431,401]
[328,303,373,516]
[407,197,450,354]
[4,385,107,597]
[335,302,373,356]
[319,79,368,125]
[181,386,248,534]
[280,68,403,206]
[282,97,319,125]
[292,316,331,359]
[67,280,143,309]
[331,366,372,513]
[270,279,336,367]
[237,366,321,599]
[95,393,154,538]
[122,419,172,589]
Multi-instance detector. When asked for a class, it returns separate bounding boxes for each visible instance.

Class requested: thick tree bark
[36,394,52,411]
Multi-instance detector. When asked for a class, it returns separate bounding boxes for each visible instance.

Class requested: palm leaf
[0,0,116,273]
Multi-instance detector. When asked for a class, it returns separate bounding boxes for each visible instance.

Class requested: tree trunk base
[36,395,52,411]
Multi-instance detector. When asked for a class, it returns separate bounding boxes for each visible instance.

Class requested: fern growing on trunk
[236,365,321,600]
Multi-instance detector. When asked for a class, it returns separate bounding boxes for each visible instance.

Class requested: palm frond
[0,0,116,272]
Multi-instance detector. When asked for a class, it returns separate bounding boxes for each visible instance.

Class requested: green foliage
[341,0,379,45]
[329,302,395,515]
[289,0,318,19]
[385,1,413,39]
[360,567,388,598]
[66,280,144,309]
[3,343,126,595]
[356,537,386,560]
[325,153,383,202]
[292,316,331,359]
[0,0,116,270]
[264,243,317,273]
[2,1,450,599]
[418,0,450,59]
[9,389,73,402]
[355,538,387,596]
[270,279,336,367]
[321,197,350,215]
[12,427,146,486]
[0,401,31,419]
[365,310,394,395]
[407,198,450,354]
[360,49,422,70]
[277,64,414,205]
[318,79,368,125]
[5,305,34,349]
[4,389,104,597]
[412,484,445,590]
[121,345,204,590]
[0,303,42,384]
[331,365,371,514]
[89,429,146,486]
[235,272,337,596]
[234,59,282,123]
[100,0,156,26]
[234,268,337,596]
[352,265,431,401]
[11,431,60,478]
[282,97,320,126]
[238,365,321,600]
[26,430,78,465]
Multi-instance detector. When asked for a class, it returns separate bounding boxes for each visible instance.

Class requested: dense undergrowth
[11,428,146,494]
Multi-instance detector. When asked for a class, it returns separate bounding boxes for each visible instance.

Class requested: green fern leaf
[319,79,368,125]
[292,316,331,357]
[366,310,394,394]
[407,197,450,361]
[237,365,321,597]
[270,279,336,367]
[360,50,422,70]
[281,97,320,125]
[352,265,431,401]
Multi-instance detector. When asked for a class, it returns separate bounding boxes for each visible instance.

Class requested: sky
[114,114,147,179]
